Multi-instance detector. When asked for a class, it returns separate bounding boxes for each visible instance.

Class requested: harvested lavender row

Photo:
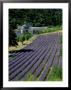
[12,49,46,80]
[9,52,32,74]
[9,52,28,66]
[33,41,56,78]
[20,41,53,80]
[9,47,43,74]
[9,47,44,80]
[9,52,22,61]
[39,44,58,81]
[9,32,62,81]
[9,42,44,68]
[9,40,44,65]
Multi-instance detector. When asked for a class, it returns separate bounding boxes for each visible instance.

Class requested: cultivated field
[9,32,62,81]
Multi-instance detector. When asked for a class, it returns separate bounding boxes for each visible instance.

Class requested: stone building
[16,24,47,36]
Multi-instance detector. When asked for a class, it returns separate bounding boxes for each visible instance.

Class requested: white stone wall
[30,27,47,31]
[17,26,48,35]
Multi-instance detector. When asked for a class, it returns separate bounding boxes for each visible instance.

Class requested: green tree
[9,9,62,46]
[9,9,62,27]
[9,18,18,46]
[19,34,25,45]
[9,28,18,46]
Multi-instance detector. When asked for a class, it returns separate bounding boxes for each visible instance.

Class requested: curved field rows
[9,32,62,81]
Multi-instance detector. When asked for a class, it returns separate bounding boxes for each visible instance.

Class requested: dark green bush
[18,34,25,44]
[16,32,33,44]
[16,36,20,42]
[19,34,25,42]
[48,66,62,81]
[24,32,33,40]
[38,25,62,34]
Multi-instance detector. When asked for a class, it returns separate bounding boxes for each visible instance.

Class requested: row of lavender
[9,32,62,81]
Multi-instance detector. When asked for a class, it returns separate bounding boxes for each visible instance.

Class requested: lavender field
[9,32,62,81]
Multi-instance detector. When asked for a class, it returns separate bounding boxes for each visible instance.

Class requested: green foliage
[16,36,19,42]
[25,73,38,81]
[38,25,62,34]
[17,34,25,45]
[24,32,33,40]
[25,66,62,81]
[9,9,62,46]
[60,36,62,44]
[60,48,62,56]
[19,34,25,43]
[59,36,62,56]
[48,66,62,81]
[9,17,18,46]
[16,32,33,44]
[9,29,18,46]
[9,9,62,27]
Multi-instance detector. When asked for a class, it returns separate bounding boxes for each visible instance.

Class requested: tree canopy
[9,9,62,46]
[9,9,62,28]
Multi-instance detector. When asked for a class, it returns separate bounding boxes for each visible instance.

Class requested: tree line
[9,9,62,46]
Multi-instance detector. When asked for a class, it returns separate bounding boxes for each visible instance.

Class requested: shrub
[17,34,25,44]
[16,36,20,42]
[48,66,62,81]
[25,73,38,81]
[19,34,25,42]
[16,32,33,45]
[24,32,33,40]
[38,25,62,34]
